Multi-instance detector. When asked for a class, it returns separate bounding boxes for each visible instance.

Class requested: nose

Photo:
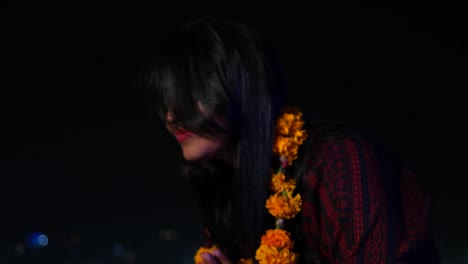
[166,111,174,122]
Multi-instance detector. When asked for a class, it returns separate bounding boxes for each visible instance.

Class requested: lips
[174,129,194,142]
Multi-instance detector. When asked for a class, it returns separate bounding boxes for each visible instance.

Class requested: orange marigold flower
[255,244,299,264]
[276,109,305,134]
[260,229,294,249]
[273,136,300,165]
[265,191,302,219]
[270,172,296,193]
[237,258,254,264]
[291,118,304,132]
[293,129,307,145]
[273,136,292,154]
[273,109,308,165]
[194,246,217,264]
[276,117,292,136]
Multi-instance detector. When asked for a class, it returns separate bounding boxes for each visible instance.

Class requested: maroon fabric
[200,128,440,263]
[299,133,439,263]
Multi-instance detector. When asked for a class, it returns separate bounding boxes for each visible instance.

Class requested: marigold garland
[194,106,307,264]
[260,229,294,249]
[270,172,296,193]
[194,246,218,264]
[265,190,303,219]
[255,245,299,264]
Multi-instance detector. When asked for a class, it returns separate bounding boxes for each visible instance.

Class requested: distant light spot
[14,243,25,255]
[27,232,48,248]
[159,229,177,241]
[37,235,48,246]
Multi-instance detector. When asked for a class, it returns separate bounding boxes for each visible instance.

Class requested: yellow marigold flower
[273,108,308,166]
[255,244,299,264]
[293,129,307,145]
[194,246,217,264]
[270,172,296,193]
[260,229,294,249]
[282,113,296,129]
[291,118,304,132]
[277,114,294,135]
[276,110,304,136]
[276,117,292,136]
[273,136,300,165]
[273,136,292,155]
[265,191,303,219]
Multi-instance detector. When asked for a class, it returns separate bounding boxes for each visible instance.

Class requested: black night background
[2,1,466,263]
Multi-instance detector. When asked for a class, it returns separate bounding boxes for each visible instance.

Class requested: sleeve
[299,135,439,263]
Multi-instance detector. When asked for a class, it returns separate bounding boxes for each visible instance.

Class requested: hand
[200,248,232,264]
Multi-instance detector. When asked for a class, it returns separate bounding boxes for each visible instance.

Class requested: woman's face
[165,109,233,163]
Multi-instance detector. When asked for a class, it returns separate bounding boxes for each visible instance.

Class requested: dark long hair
[146,18,285,260]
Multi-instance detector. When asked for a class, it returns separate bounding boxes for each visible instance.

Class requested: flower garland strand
[194,107,307,264]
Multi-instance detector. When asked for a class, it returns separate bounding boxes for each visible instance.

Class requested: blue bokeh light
[37,234,48,246]
[27,232,49,248]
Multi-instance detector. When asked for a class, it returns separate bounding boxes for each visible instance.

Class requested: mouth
[173,129,194,142]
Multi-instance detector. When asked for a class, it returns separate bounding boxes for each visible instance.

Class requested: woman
[146,17,440,263]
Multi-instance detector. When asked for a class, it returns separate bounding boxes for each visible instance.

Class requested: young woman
[146,17,440,264]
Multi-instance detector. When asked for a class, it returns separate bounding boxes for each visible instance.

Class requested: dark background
[2,1,466,263]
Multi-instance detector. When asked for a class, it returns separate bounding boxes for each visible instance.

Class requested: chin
[183,154,212,162]
[182,148,217,162]
[182,150,205,161]
[182,153,199,161]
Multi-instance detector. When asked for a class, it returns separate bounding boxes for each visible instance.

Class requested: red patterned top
[298,130,440,263]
